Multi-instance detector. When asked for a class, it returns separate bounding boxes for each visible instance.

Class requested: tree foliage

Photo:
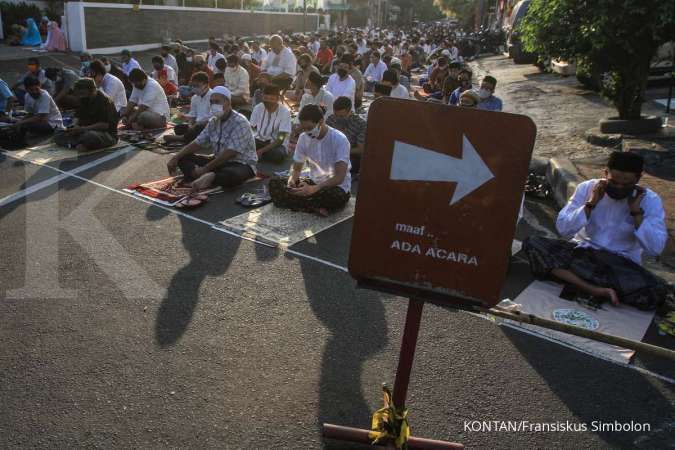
[434,0,474,30]
[520,0,675,120]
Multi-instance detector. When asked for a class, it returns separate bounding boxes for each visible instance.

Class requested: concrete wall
[65,2,319,53]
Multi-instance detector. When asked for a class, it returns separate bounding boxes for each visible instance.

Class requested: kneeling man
[523,151,668,310]
[269,104,351,215]
[166,86,257,191]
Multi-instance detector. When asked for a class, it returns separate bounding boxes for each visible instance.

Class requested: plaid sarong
[269,177,350,213]
[522,236,668,310]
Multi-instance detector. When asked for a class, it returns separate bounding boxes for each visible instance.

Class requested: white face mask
[478,88,491,100]
[186,57,193,63]
[103,64,111,73]
[306,123,321,139]
[210,103,224,117]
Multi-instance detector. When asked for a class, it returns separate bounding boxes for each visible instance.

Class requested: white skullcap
[211,86,231,100]
[240,53,252,62]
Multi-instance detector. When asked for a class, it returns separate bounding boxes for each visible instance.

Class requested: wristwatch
[630,208,645,217]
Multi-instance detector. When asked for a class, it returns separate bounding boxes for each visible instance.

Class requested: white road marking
[3,151,673,384]
[0,147,135,209]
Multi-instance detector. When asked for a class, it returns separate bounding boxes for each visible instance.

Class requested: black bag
[0,126,25,150]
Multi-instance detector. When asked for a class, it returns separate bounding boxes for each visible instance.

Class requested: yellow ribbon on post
[368,384,411,449]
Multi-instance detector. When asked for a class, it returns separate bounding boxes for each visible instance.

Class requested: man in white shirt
[381,68,409,99]
[523,152,669,310]
[122,69,170,130]
[250,41,267,66]
[165,72,213,145]
[120,49,142,76]
[223,54,250,108]
[249,84,292,164]
[261,35,297,90]
[269,104,351,216]
[207,43,225,72]
[90,60,127,113]
[299,71,334,119]
[309,35,321,56]
[326,58,356,109]
[161,45,179,76]
[363,51,387,91]
[12,75,63,143]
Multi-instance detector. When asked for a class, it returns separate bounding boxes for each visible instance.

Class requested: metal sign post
[323,98,537,448]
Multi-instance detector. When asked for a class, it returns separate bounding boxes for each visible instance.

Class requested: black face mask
[337,68,348,78]
[605,184,635,200]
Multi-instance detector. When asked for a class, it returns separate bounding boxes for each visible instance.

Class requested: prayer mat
[498,280,656,364]
[124,175,223,207]
[8,140,133,164]
[215,197,356,248]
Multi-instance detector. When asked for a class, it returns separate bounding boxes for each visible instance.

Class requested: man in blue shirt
[477,75,503,112]
[448,68,473,105]
[0,78,17,119]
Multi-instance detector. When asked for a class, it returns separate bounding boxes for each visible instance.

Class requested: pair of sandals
[236,192,272,208]
[174,193,208,209]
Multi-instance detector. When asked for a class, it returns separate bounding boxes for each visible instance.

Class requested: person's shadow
[149,207,241,347]
[286,232,389,446]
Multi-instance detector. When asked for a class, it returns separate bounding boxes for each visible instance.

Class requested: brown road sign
[348,98,536,307]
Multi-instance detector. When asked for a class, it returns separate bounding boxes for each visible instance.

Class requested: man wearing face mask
[122,69,170,130]
[53,78,119,151]
[249,85,292,164]
[151,56,178,97]
[44,67,81,110]
[326,59,356,110]
[12,58,53,104]
[363,51,387,91]
[288,53,319,103]
[476,75,503,111]
[299,72,334,119]
[89,60,127,113]
[165,72,213,145]
[326,96,366,174]
[11,76,63,144]
[79,52,93,77]
[523,152,669,310]
[166,86,257,192]
[161,45,179,77]
[223,54,250,108]
[448,68,473,106]
[120,49,142,76]
[269,104,351,216]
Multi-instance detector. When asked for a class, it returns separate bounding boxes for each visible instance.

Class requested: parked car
[506,0,536,64]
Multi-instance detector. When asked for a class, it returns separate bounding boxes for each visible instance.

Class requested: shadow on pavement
[290,230,389,449]
[149,207,241,347]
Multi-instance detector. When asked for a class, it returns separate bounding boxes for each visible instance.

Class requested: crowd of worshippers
[2,27,671,307]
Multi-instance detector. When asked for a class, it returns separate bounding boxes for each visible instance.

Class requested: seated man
[165,72,213,144]
[223,54,250,108]
[287,53,319,103]
[476,75,503,111]
[120,49,142,76]
[11,57,53,104]
[373,83,392,99]
[212,72,226,88]
[89,60,127,113]
[250,85,292,164]
[53,78,119,151]
[458,89,480,107]
[523,152,669,310]
[0,78,17,120]
[449,68,473,106]
[325,96,366,174]
[326,57,356,109]
[343,53,364,110]
[166,86,257,191]
[299,71,335,118]
[381,69,409,99]
[44,67,81,110]
[151,56,178,97]
[122,69,171,130]
[11,76,63,142]
[261,35,297,91]
[363,51,387,91]
[269,104,351,216]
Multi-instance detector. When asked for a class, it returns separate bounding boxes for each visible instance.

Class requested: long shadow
[150,206,241,347]
[289,231,389,447]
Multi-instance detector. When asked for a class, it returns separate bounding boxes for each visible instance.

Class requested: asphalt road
[0,140,674,450]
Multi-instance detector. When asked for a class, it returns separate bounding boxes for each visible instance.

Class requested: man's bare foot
[593,287,620,306]
[190,172,215,193]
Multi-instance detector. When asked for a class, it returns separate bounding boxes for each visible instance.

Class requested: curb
[545,157,584,208]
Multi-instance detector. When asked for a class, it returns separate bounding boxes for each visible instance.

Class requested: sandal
[174,193,207,209]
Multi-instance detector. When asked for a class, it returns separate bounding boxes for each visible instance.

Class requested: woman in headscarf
[19,18,42,47]
[44,20,67,52]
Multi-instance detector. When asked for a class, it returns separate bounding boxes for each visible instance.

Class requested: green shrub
[0,1,42,36]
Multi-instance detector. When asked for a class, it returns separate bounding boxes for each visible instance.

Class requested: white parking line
[0,147,135,209]
[3,151,674,384]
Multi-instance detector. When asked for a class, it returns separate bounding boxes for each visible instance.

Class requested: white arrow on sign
[389,135,495,205]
